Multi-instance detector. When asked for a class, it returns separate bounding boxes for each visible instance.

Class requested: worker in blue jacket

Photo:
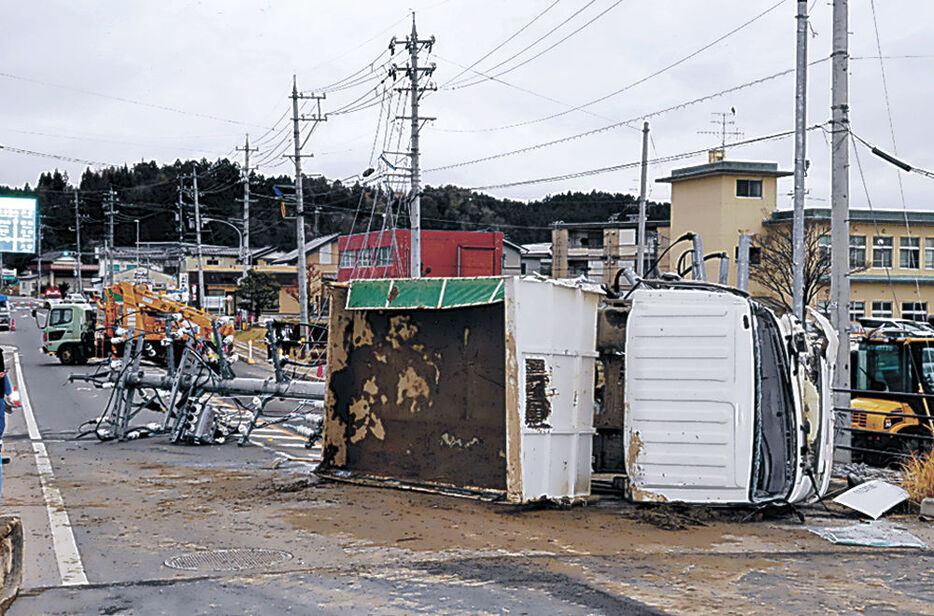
[0,353,12,501]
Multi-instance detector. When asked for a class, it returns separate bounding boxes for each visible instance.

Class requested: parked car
[44,288,62,300]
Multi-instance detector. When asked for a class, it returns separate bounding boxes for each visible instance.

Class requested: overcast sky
[0,0,930,210]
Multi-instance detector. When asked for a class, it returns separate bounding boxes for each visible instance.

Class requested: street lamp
[202,218,247,281]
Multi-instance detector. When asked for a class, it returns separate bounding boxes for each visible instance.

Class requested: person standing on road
[0,353,12,502]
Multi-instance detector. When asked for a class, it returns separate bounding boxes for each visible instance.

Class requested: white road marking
[13,350,89,586]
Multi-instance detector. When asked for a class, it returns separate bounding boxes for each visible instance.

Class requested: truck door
[46,307,74,347]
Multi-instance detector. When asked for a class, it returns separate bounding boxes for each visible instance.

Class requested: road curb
[0,516,23,614]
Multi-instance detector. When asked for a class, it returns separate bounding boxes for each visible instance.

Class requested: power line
[0,143,115,167]
[437,0,564,88]
[425,59,828,172]
[467,127,810,191]
[454,0,628,88]
[0,71,275,130]
[444,0,789,132]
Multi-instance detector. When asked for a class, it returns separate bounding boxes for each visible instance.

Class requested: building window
[849,235,866,269]
[206,258,219,265]
[872,236,893,268]
[872,301,893,318]
[736,179,762,198]
[374,246,392,267]
[900,237,920,269]
[733,245,762,266]
[902,302,928,322]
[818,235,831,267]
[339,250,355,268]
[926,239,934,269]
[849,301,865,321]
[356,248,373,266]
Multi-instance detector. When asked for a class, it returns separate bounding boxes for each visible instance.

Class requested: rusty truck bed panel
[322,287,507,490]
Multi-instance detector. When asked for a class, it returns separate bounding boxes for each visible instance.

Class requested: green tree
[237,270,280,316]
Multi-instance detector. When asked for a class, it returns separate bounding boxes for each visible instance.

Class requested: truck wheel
[58,344,77,365]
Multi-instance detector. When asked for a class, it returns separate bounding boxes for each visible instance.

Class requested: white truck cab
[623,285,836,505]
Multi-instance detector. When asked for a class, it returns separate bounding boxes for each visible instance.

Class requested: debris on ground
[623,503,801,531]
[833,479,910,519]
[834,462,902,487]
[269,473,320,494]
[807,520,927,548]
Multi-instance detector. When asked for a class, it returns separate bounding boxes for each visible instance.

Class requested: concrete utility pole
[393,15,435,278]
[290,76,326,324]
[135,219,140,268]
[192,170,205,310]
[73,189,83,293]
[292,77,308,325]
[177,179,186,279]
[107,187,115,288]
[36,207,42,297]
[831,0,851,460]
[636,121,650,277]
[236,134,257,279]
[736,234,751,292]
[792,0,809,321]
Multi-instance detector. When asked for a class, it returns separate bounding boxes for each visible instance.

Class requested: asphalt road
[2,297,934,615]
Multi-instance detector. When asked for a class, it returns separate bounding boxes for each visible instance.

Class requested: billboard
[0,196,37,253]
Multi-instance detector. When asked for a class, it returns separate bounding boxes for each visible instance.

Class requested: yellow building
[657,154,791,288]
[769,208,934,321]
[657,152,934,322]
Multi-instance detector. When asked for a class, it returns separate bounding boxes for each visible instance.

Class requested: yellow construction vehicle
[850,331,934,463]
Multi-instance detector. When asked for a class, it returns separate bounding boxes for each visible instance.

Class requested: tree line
[0,157,669,269]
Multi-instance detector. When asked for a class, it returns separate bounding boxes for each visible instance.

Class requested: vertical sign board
[0,196,37,253]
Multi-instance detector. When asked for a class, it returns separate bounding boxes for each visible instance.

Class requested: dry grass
[900,450,934,503]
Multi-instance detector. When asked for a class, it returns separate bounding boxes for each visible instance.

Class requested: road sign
[0,196,37,253]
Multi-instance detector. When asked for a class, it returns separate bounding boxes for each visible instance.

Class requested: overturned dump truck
[320,274,836,507]
[319,276,602,504]
[609,282,837,505]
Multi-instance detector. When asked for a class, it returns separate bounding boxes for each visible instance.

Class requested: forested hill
[1,158,669,261]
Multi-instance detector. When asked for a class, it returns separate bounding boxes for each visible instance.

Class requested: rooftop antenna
[698,108,743,152]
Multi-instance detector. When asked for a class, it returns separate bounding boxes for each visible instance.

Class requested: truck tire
[58,344,78,365]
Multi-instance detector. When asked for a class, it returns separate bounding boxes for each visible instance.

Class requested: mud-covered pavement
[2,299,934,615]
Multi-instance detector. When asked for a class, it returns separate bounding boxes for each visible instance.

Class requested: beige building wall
[811,218,934,320]
[668,173,778,287]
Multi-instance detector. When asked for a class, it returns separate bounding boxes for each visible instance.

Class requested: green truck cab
[36,303,97,364]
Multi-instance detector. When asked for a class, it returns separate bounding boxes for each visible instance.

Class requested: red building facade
[336,230,503,281]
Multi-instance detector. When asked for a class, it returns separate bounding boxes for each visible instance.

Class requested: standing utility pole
[73,189,83,293]
[289,76,326,324]
[192,171,205,310]
[392,15,435,278]
[636,121,650,277]
[107,187,116,288]
[831,0,851,460]
[236,134,257,280]
[792,0,809,320]
[36,206,42,297]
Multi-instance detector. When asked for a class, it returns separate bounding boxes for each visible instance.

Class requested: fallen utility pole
[791,0,809,320]
[830,0,851,461]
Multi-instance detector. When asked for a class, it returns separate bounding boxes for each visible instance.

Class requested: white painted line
[13,351,89,586]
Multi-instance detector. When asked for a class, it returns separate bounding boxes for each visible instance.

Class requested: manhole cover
[164,548,293,571]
